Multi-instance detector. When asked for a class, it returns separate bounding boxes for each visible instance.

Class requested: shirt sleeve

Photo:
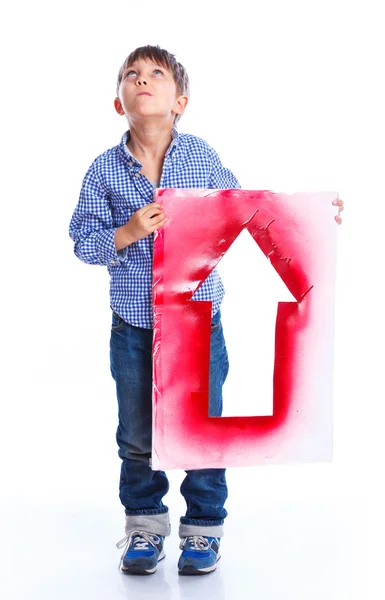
[69,161,128,266]
[208,146,241,189]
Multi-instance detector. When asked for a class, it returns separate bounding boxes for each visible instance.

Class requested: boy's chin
[132,112,176,126]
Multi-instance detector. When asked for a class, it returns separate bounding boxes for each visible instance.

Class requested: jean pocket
[111,311,126,332]
[211,321,222,333]
[210,309,222,333]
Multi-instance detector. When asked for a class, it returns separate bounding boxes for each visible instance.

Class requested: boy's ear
[173,94,189,117]
[114,97,125,116]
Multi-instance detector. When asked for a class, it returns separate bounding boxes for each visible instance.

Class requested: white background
[0,0,383,598]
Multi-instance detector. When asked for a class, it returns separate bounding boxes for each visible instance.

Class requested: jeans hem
[124,507,169,516]
[180,517,224,526]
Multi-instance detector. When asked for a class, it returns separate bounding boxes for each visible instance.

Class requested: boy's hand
[124,203,167,244]
[114,203,167,251]
[332,198,344,224]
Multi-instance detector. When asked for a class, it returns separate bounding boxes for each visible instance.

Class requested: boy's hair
[116,45,190,125]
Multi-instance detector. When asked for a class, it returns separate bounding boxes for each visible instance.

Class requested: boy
[69,45,344,577]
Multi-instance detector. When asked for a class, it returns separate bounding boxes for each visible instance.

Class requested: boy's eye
[124,67,164,79]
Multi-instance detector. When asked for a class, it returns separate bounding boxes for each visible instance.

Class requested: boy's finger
[143,206,164,220]
[151,216,167,231]
[151,213,167,223]
[332,199,342,206]
[147,203,164,214]
[138,202,162,215]
[149,209,166,220]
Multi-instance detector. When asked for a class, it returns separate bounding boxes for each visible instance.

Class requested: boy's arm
[69,162,129,267]
[208,146,241,190]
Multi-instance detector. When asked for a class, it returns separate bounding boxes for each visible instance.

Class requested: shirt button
[135,172,141,178]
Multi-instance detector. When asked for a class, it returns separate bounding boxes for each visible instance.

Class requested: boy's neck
[127,122,174,160]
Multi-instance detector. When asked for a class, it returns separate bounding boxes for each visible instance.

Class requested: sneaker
[178,535,221,575]
[116,530,165,575]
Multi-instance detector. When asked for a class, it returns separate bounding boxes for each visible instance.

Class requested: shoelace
[179,535,210,551]
[116,530,161,571]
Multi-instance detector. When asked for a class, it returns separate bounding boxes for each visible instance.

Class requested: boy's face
[115,58,188,124]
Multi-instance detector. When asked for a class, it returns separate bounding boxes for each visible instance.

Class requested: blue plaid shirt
[69,128,241,328]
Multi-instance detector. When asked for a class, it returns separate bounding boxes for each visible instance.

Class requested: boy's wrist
[114,224,136,251]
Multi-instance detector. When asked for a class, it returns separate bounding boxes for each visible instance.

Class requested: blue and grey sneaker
[116,531,165,575]
[178,536,221,575]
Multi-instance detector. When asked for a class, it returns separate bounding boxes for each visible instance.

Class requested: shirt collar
[118,127,179,168]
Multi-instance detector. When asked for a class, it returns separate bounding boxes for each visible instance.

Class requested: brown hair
[116,45,190,124]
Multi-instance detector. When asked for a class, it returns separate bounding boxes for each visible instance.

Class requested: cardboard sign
[152,189,338,470]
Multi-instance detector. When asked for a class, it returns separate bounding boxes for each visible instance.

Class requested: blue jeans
[109,308,229,538]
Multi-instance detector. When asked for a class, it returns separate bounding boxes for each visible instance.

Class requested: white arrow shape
[217,228,296,417]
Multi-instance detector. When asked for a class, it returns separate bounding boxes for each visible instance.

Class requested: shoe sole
[121,550,165,575]
[178,555,221,576]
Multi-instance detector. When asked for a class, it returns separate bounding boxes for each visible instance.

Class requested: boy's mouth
[138,92,152,96]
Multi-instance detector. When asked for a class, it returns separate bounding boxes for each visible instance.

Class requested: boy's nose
[136,79,148,86]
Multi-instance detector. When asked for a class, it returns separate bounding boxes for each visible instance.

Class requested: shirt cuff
[95,228,128,266]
